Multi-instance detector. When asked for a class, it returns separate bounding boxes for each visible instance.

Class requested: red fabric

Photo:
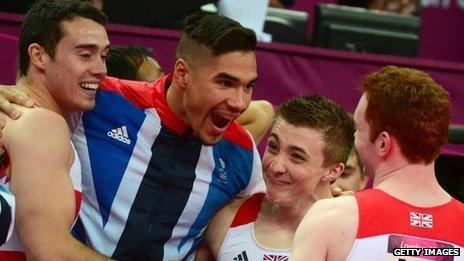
[355,189,464,246]
[223,121,253,150]
[100,74,189,135]
[0,153,10,182]
[230,193,265,228]
[0,251,26,261]
[74,190,82,219]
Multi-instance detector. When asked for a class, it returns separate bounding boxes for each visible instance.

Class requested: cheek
[244,92,252,105]
[261,153,272,171]
[344,174,357,185]
[354,134,365,150]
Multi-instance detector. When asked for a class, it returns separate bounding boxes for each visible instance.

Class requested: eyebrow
[288,145,309,156]
[75,44,110,51]
[269,133,309,156]
[215,72,258,87]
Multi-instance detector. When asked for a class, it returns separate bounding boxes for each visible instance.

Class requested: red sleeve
[0,152,10,181]
[100,76,157,108]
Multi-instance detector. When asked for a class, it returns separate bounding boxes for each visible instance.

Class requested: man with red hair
[291,66,464,260]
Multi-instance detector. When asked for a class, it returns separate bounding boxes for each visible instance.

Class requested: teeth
[80,82,98,90]
[214,111,236,120]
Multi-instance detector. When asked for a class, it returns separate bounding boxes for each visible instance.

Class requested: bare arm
[196,198,246,260]
[291,200,331,261]
[291,197,358,261]
[4,108,107,260]
[237,100,275,144]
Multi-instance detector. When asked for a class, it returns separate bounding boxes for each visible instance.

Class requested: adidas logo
[107,126,131,145]
[233,251,248,261]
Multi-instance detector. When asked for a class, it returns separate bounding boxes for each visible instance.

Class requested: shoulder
[312,195,358,215]
[292,196,359,260]
[208,197,247,233]
[307,196,358,227]
[4,106,68,134]
[204,197,248,256]
[298,196,358,239]
[3,106,69,149]
[99,75,164,109]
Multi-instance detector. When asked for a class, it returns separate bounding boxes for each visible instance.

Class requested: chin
[81,103,96,112]
[265,187,280,201]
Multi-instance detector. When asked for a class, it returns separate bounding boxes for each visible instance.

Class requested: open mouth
[210,111,232,129]
[80,82,98,90]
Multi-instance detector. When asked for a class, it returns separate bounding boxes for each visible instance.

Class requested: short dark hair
[19,0,107,76]
[175,13,257,68]
[361,66,450,164]
[276,95,355,167]
[106,45,154,80]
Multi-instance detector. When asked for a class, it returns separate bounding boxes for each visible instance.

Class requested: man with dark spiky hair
[67,13,265,260]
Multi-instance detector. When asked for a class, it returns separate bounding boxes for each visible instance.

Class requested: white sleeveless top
[218,193,290,261]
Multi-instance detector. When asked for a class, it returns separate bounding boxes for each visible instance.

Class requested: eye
[291,153,306,163]
[219,80,233,87]
[101,54,107,61]
[266,141,278,154]
[244,82,255,92]
[80,53,92,59]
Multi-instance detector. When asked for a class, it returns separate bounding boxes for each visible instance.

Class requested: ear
[173,58,190,89]
[28,43,47,71]
[322,162,345,182]
[375,131,391,158]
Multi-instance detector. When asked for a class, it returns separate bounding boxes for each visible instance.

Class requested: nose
[268,154,286,174]
[227,88,250,112]
[91,56,107,78]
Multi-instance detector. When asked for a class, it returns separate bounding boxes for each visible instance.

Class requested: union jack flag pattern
[410,212,433,228]
[263,254,289,261]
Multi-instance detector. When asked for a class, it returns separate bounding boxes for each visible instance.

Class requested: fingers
[10,90,34,108]
[339,190,355,196]
[0,115,5,128]
[0,86,34,119]
[330,185,343,197]
[330,185,355,197]
[0,118,3,139]
[0,99,20,119]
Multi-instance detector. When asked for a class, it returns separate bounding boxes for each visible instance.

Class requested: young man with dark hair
[198,95,354,260]
[106,45,164,82]
[0,0,110,259]
[333,148,368,192]
[291,66,464,260]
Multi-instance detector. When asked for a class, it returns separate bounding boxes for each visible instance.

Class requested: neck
[263,187,333,231]
[374,161,451,206]
[166,81,188,124]
[18,76,65,116]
